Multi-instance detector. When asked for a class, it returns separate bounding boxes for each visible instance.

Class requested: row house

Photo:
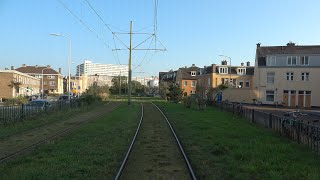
[254,42,320,108]
[15,64,64,95]
[0,69,40,99]
[197,61,255,102]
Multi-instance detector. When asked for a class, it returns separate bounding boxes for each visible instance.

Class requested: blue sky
[1,0,320,76]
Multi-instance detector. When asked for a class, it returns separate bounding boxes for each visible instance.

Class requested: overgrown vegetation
[4,96,28,106]
[82,84,110,104]
[166,84,183,103]
[0,103,140,179]
[157,102,320,179]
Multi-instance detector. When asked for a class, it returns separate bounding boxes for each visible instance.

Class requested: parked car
[25,99,52,111]
[58,95,72,101]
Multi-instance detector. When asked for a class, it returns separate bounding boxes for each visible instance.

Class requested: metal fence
[0,99,87,126]
[217,102,320,154]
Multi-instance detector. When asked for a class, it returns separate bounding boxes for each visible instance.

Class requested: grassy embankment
[158,102,320,179]
[0,103,141,179]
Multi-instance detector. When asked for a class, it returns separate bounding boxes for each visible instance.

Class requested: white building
[148,78,159,87]
[77,60,128,77]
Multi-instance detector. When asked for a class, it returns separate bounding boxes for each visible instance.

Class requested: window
[47,75,56,79]
[300,56,309,65]
[239,81,243,88]
[207,78,211,87]
[49,81,56,86]
[43,81,47,85]
[266,90,275,102]
[219,67,228,74]
[245,80,250,88]
[267,56,276,66]
[184,81,187,86]
[191,71,196,76]
[237,68,246,75]
[191,81,196,87]
[267,72,275,84]
[286,72,294,81]
[301,72,309,81]
[287,56,297,65]
[190,90,196,94]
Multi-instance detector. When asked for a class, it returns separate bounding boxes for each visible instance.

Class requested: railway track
[115,102,196,180]
[0,102,120,163]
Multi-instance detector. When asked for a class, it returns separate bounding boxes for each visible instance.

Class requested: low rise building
[254,42,320,108]
[0,69,40,99]
[15,64,63,95]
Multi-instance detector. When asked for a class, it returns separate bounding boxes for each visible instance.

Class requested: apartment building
[159,70,177,97]
[175,64,200,96]
[15,64,63,94]
[254,42,320,108]
[197,61,255,102]
[77,60,128,77]
[0,69,40,99]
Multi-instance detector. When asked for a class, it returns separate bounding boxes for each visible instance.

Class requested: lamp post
[41,67,50,99]
[50,33,71,100]
[219,55,232,85]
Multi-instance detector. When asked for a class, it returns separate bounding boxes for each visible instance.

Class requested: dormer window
[219,67,228,74]
[191,71,196,76]
[237,68,246,75]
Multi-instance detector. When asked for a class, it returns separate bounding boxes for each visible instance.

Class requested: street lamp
[50,33,71,100]
[219,55,232,85]
[41,67,50,99]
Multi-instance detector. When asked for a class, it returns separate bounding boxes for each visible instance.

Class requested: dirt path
[0,102,120,160]
[120,103,190,180]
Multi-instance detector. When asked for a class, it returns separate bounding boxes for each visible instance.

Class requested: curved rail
[114,102,144,180]
[152,102,197,180]
[0,102,118,163]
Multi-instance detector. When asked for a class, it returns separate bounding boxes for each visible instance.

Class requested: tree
[166,84,183,103]
[111,76,127,94]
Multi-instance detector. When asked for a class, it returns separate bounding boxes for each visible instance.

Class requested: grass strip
[157,102,320,179]
[0,102,104,139]
[0,103,140,179]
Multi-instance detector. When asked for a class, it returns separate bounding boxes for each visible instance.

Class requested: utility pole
[128,21,133,105]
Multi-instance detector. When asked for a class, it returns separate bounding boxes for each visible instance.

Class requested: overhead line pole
[128,21,133,105]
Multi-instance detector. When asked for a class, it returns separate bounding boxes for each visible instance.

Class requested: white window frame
[191,81,196,87]
[184,81,187,87]
[190,90,196,94]
[238,81,243,88]
[287,56,297,66]
[300,56,309,66]
[219,67,228,74]
[266,90,275,102]
[286,72,294,81]
[47,75,55,79]
[267,72,275,84]
[267,56,277,66]
[237,68,246,75]
[302,72,309,81]
[245,80,250,88]
[49,81,56,86]
[191,71,196,76]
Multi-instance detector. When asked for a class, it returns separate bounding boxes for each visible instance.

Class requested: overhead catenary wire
[57,0,111,49]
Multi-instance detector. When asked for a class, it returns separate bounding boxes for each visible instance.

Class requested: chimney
[221,60,227,65]
[59,68,62,74]
[11,66,14,70]
[246,61,250,66]
[35,65,38,68]
[256,43,261,48]
[22,64,26,67]
[241,62,244,66]
[47,65,51,68]
[192,64,195,67]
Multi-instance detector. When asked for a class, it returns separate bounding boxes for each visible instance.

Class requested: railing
[217,102,320,154]
[0,99,87,126]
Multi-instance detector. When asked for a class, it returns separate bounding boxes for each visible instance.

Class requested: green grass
[0,103,141,179]
[0,102,104,139]
[157,102,320,179]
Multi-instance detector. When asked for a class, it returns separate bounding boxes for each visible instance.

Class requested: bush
[182,96,193,108]
[5,96,28,106]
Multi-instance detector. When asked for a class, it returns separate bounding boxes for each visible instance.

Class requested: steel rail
[0,102,118,163]
[114,102,144,180]
[152,102,197,180]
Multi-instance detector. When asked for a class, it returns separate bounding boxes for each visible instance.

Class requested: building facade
[254,42,320,108]
[77,60,128,77]
[0,70,40,99]
[15,64,64,95]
